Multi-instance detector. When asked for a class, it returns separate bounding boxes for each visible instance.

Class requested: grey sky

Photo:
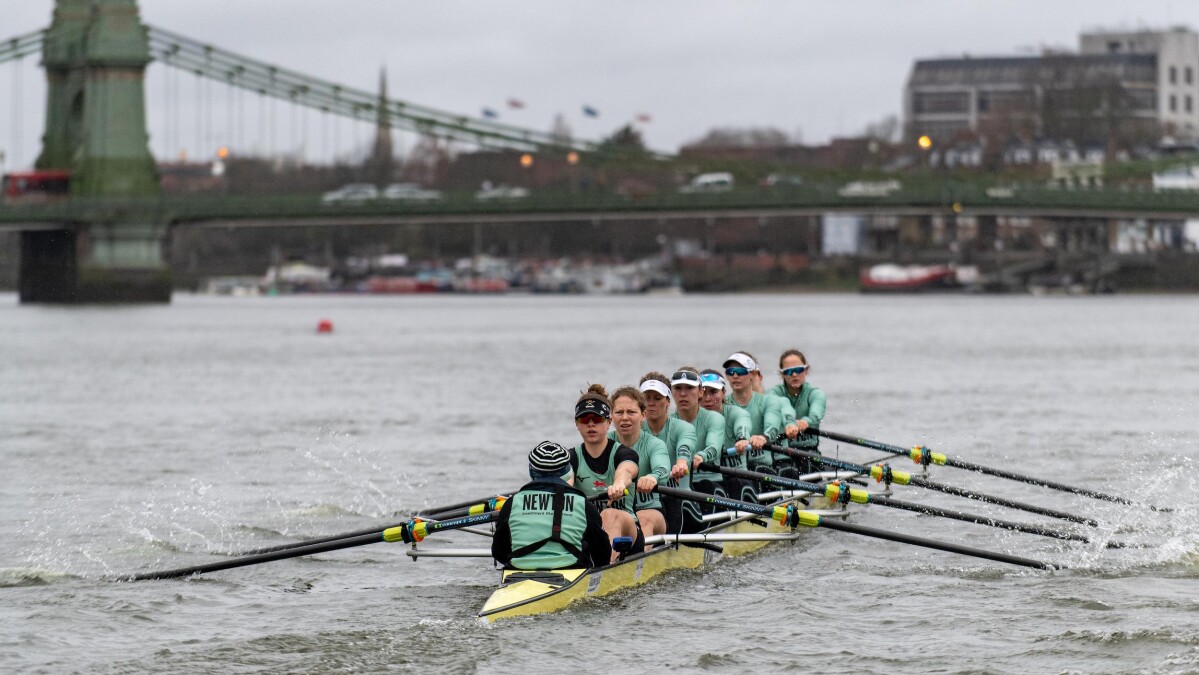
[2,0,1195,167]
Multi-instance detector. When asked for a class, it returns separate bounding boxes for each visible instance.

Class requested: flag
[507,98,525,109]
[482,108,499,119]
[582,105,599,118]
[635,113,652,123]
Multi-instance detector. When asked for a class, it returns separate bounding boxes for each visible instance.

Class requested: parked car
[382,183,442,202]
[761,173,804,188]
[474,185,530,201]
[837,180,901,197]
[679,172,734,194]
[321,183,378,204]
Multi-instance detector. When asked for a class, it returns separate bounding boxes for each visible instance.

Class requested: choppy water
[2,292,1197,674]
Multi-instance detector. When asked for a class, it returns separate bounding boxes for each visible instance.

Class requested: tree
[862,115,899,143]
[684,126,790,148]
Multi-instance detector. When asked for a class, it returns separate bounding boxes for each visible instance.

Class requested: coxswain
[491,441,612,570]
[767,349,827,477]
[568,384,642,562]
[638,372,698,534]
[722,352,784,473]
[608,385,671,549]
[698,369,757,503]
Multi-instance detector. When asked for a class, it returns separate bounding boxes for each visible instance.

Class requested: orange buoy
[316,319,334,334]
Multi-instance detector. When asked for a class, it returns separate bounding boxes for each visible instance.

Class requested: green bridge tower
[22,0,168,303]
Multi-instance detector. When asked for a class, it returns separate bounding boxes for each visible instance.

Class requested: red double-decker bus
[1,170,70,203]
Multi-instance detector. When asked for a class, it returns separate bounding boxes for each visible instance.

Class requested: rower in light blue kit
[698,369,757,503]
[767,349,827,476]
[722,351,784,473]
[669,366,725,531]
[491,441,611,570]
[607,384,671,549]
[568,384,643,561]
[639,372,698,534]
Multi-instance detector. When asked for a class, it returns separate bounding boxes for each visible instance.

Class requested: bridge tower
[22,0,168,303]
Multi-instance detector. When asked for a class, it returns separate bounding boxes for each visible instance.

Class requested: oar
[415,492,515,518]
[233,495,511,557]
[811,429,1170,512]
[653,484,1059,570]
[121,511,500,582]
[704,463,1130,549]
[768,445,1099,527]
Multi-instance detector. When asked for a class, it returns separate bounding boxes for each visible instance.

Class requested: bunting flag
[507,98,526,109]
[482,108,499,119]
[635,113,652,123]
[582,105,599,118]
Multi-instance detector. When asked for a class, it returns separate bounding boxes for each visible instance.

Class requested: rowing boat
[476,487,850,622]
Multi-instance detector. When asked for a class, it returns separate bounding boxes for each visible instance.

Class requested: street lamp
[520,153,534,168]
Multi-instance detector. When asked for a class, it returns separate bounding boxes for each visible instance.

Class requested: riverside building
[905,27,1199,147]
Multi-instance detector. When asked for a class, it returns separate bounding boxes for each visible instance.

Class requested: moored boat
[859,263,961,293]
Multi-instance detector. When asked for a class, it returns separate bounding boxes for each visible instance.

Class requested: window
[1188,96,1194,113]
[1170,94,1178,112]
[1170,66,1178,84]
[912,91,970,114]
[1188,67,1194,85]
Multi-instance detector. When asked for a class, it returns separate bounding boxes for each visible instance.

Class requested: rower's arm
[802,388,827,429]
[648,438,671,483]
[675,421,697,464]
[762,398,784,443]
[614,460,638,492]
[699,411,724,464]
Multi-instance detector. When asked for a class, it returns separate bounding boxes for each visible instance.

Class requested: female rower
[608,385,671,548]
[672,367,727,507]
[721,352,784,474]
[698,369,757,503]
[741,349,800,476]
[568,384,641,562]
[767,349,827,476]
[639,372,698,534]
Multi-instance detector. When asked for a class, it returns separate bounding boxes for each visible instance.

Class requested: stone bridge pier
[21,0,170,303]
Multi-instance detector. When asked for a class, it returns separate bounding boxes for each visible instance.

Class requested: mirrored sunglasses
[724,366,750,377]
[780,365,808,376]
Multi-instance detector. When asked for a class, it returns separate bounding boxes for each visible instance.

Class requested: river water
[2,292,1197,674]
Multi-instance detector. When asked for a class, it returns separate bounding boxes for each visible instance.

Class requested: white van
[679,172,735,194]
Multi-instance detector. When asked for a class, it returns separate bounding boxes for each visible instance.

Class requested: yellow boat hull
[479,497,833,622]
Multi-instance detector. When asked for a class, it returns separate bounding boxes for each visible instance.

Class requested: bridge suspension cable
[145,25,596,154]
[0,30,44,65]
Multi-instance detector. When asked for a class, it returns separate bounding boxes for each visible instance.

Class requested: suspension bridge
[2,0,1198,302]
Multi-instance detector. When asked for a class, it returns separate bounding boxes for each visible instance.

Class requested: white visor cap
[639,380,671,399]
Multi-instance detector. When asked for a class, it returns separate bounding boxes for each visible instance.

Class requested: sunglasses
[724,366,750,377]
[671,371,701,384]
[577,414,607,426]
[780,365,808,376]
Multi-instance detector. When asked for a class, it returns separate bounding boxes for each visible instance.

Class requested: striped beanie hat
[529,441,571,478]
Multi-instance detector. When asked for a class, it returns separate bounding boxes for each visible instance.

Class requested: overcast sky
[2,1,1196,167]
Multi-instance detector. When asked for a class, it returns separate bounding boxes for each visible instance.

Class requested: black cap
[529,441,571,477]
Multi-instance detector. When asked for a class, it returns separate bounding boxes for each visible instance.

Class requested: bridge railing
[5,181,1199,226]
